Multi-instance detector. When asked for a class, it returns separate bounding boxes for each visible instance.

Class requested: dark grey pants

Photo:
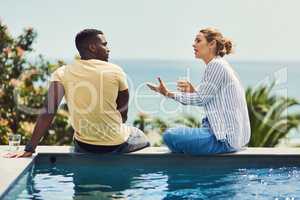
[74,126,150,154]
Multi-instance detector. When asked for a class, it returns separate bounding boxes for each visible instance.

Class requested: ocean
[111,59,300,138]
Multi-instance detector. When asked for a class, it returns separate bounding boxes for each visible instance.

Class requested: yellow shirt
[50,59,130,145]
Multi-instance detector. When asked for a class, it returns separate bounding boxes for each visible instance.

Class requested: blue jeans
[163,117,237,155]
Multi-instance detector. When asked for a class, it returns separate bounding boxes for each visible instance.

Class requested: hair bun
[200,28,234,57]
[224,38,233,55]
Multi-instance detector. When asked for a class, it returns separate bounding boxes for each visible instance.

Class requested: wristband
[24,142,36,153]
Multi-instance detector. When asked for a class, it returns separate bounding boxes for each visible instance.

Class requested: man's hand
[177,80,196,93]
[2,151,33,158]
[147,77,173,97]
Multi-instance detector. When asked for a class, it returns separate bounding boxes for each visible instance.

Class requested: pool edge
[0,156,36,200]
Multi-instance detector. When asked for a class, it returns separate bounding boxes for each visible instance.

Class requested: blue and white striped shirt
[174,57,251,149]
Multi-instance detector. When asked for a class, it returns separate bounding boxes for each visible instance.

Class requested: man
[8,29,149,157]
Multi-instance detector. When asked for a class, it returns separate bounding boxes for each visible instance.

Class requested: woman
[147,28,251,155]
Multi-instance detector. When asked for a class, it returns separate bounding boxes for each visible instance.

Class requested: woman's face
[193,32,211,59]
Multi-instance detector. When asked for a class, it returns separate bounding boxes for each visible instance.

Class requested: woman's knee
[162,129,171,144]
[163,128,176,141]
[162,128,182,153]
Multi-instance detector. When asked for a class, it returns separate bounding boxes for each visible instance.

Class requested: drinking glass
[8,134,21,151]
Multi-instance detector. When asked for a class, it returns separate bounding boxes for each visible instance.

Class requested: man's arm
[116,89,129,123]
[28,81,65,150]
[5,82,65,158]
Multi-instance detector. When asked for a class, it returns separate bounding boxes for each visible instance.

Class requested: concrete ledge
[130,146,300,155]
[1,145,300,198]
[0,148,35,197]
[2,145,300,156]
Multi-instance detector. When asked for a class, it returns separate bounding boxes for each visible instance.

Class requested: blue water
[111,59,300,137]
[3,155,300,200]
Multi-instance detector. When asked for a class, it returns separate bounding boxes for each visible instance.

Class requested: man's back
[51,59,130,145]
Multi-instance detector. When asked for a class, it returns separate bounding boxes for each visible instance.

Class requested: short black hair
[75,29,103,55]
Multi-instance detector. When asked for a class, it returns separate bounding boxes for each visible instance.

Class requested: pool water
[3,155,300,200]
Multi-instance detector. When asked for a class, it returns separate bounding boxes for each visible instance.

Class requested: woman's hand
[2,151,33,158]
[177,80,196,93]
[147,77,174,98]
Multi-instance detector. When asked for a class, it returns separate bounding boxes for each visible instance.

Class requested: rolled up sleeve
[50,66,65,83]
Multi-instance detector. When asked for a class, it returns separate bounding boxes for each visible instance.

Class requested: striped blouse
[173,57,251,149]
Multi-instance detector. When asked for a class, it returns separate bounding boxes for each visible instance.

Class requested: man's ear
[88,44,97,53]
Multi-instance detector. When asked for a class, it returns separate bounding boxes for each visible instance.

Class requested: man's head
[75,29,110,61]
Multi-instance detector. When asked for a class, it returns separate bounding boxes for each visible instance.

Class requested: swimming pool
[1,153,300,200]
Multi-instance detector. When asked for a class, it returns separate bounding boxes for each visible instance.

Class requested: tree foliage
[0,21,73,145]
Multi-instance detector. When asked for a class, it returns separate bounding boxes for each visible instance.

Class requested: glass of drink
[177,76,190,92]
[177,76,190,82]
[8,134,21,151]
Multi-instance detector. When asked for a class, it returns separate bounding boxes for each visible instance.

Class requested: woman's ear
[208,40,217,49]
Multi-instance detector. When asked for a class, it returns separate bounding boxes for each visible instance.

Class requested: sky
[1,0,300,61]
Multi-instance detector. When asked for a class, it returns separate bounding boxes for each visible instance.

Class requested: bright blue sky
[1,0,299,61]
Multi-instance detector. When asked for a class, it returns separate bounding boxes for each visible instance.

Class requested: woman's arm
[174,62,225,106]
[147,61,225,106]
